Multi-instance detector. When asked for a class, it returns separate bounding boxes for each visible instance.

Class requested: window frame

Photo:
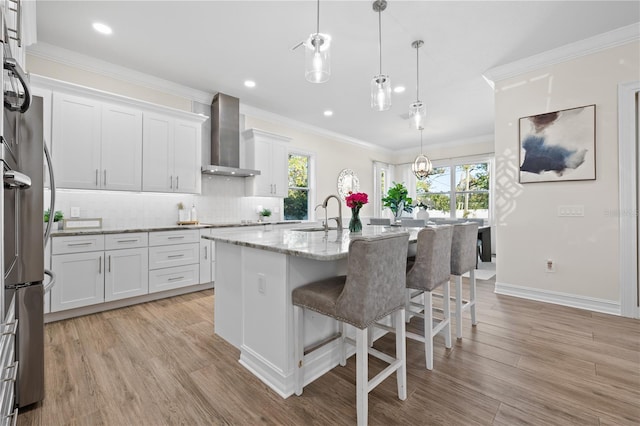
[284,150,315,221]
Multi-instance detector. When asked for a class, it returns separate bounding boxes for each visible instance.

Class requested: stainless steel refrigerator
[2,87,45,407]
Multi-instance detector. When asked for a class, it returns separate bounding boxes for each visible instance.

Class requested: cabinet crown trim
[242,128,291,144]
[31,74,208,123]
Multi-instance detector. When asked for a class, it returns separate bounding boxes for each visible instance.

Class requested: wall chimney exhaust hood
[201,93,261,177]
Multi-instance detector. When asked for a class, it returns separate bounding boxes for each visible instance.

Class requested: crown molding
[239,103,393,154]
[394,133,495,157]
[27,42,213,104]
[483,23,640,84]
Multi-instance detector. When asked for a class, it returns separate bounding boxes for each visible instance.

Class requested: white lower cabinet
[148,229,200,293]
[199,229,215,284]
[105,247,149,302]
[51,250,104,312]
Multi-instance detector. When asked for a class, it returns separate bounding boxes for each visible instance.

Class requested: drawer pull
[108,255,111,273]
[67,242,93,247]
[167,236,185,240]
[167,254,184,259]
[168,276,184,281]
[204,245,208,260]
[116,239,138,243]
[2,362,18,382]
[98,256,102,274]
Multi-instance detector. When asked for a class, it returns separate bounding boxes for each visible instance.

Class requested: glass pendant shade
[305,33,331,83]
[410,101,426,130]
[412,154,432,181]
[371,74,391,111]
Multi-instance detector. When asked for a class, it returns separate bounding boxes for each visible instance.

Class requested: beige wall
[244,116,394,219]
[392,138,494,165]
[26,54,191,111]
[493,41,639,306]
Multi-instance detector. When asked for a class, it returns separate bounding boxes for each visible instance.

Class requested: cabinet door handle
[273,184,276,194]
[167,254,184,258]
[98,256,102,274]
[108,255,111,272]
[168,236,184,240]
[170,176,173,189]
[176,176,179,189]
[117,239,138,243]
[95,169,99,186]
[168,276,184,281]
[104,169,107,186]
[204,245,208,260]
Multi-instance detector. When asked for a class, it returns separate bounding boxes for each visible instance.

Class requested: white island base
[214,242,353,397]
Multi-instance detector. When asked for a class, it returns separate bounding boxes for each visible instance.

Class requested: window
[373,161,392,217]
[284,153,310,220]
[416,158,491,221]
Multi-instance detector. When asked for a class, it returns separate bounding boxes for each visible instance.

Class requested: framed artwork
[518,104,596,183]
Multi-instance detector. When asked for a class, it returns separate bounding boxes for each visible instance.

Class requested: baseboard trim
[494,282,620,316]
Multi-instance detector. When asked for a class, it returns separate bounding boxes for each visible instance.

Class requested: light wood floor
[18,277,640,425]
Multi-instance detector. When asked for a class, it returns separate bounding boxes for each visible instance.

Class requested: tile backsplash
[45,175,282,228]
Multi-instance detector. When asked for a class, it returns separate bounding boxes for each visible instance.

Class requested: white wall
[493,41,639,313]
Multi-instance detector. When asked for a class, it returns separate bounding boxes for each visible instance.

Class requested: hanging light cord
[415,44,420,101]
[420,129,424,154]
[378,7,383,74]
[316,0,320,35]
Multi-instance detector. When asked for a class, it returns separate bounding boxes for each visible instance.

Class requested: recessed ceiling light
[244,80,256,88]
[324,110,333,117]
[393,86,406,93]
[92,22,112,35]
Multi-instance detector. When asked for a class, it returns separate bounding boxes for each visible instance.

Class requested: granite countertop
[50,220,303,237]
[203,225,420,261]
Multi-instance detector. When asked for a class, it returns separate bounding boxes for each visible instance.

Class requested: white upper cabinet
[52,93,143,191]
[244,129,290,197]
[142,114,201,193]
[101,103,143,191]
[35,75,206,194]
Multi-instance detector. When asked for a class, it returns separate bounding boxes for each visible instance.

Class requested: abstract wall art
[518,105,596,183]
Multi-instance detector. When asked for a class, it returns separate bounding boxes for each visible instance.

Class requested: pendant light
[409,40,426,129]
[305,0,330,83]
[412,129,432,181]
[371,0,391,111]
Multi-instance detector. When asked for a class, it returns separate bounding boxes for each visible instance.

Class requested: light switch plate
[70,207,80,218]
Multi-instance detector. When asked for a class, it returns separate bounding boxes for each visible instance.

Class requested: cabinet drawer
[149,264,199,293]
[52,235,105,254]
[105,232,148,250]
[148,229,199,246]
[149,243,199,270]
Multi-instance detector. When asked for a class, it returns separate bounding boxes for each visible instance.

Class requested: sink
[291,227,337,232]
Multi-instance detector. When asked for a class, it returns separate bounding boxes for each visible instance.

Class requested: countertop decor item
[382,182,413,223]
[44,209,64,230]
[259,208,272,221]
[345,192,368,233]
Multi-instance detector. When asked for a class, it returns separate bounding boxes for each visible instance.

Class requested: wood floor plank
[17,278,640,426]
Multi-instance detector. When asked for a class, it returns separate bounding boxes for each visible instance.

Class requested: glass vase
[349,207,362,233]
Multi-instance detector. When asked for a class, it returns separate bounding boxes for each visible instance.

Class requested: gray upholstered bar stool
[405,226,453,370]
[292,232,410,426]
[450,222,480,339]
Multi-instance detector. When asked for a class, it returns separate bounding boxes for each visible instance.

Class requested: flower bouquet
[345,192,368,233]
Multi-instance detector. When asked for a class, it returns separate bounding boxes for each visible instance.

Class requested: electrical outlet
[258,273,266,295]
[545,259,556,273]
[70,207,80,218]
[557,205,584,217]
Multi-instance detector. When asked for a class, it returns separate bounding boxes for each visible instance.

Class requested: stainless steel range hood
[201,93,260,177]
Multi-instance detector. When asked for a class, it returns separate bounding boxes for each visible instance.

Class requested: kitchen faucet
[322,194,343,232]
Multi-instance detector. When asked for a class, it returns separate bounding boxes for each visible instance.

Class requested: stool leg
[356,328,368,426]
[442,281,452,349]
[338,320,346,367]
[394,309,407,400]
[470,269,477,326]
[293,305,304,395]
[424,291,434,370]
[455,275,463,339]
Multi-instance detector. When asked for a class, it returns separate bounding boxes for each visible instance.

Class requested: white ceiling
[33,1,639,151]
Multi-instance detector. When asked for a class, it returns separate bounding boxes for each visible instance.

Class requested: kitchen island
[203,225,419,397]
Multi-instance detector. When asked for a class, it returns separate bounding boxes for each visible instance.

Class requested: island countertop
[203,225,420,261]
